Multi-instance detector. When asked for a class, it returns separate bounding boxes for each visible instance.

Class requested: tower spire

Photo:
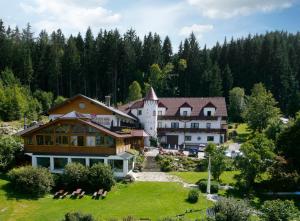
[144,87,158,101]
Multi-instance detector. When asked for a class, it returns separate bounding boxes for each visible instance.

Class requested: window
[55,125,69,133]
[197,136,201,141]
[207,111,212,117]
[37,157,50,168]
[71,158,86,165]
[206,123,211,129]
[171,122,179,128]
[36,135,44,145]
[153,111,156,116]
[158,122,162,128]
[71,136,84,146]
[89,158,104,167]
[79,102,85,109]
[182,111,188,116]
[56,135,68,145]
[128,158,134,172]
[191,123,199,128]
[207,136,214,142]
[86,136,96,146]
[44,135,53,145]
[72,124,86,133]
[185,136,192,141]
[54,158,68,170]
[158,110,162,116]
[71,136,77,146]
[105,136,115,146]
[108,159,123,172]
[25,137,33,145]
[138,110,142,115]
[77,136,84,146]
[96,134,105,146]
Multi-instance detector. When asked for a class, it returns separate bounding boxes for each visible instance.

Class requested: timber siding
[24,145,116,155]
[48,96,113,115]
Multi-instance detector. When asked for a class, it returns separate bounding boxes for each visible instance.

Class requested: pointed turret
[144,87,158,101]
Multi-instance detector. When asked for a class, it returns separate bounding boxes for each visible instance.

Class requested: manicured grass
[170,171,240,185]
[0,177,212,221]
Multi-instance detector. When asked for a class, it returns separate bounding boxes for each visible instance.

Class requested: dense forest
[1,19,300,118]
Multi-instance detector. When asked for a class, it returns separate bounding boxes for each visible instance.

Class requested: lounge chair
[60,191,68,199]
[54,189,64,198]
[92,192,97,199]
[102,191,107,198]
[79,191,85,198]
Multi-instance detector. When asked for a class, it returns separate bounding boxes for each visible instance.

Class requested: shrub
[88,163,115,191]
[261,200,300,221]
[159,158,173,172]
[212,197,251,221]
[63,212,95,221]
[197,179,219,193]
[0,135,23,172]
[62,163,89,189]
[8,166,54,196]
[187,189,199,203]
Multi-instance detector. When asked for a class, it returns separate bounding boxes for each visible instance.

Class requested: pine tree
[208,63,223,96]
[162,36,172,64]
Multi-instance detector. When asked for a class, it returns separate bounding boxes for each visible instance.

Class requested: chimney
[105,95,111,107]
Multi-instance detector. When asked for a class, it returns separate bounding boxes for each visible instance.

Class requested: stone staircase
[143,156,160,172]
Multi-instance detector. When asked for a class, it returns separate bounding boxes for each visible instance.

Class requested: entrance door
[167,135,178,148]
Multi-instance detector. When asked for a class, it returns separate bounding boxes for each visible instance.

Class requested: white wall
[162,132,222,145]
[203,107,216,116]
[32,154,134,177]
[179,107,192,116]
[158,118,222,129]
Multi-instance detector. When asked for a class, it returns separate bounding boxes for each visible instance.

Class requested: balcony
[157,127,227,134]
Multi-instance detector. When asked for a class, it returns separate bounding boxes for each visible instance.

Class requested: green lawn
[170,171,240,185]
[0,177,212,221]
[228,123,251,143]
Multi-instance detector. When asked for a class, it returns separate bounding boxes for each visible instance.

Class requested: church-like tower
[142,87,158,145]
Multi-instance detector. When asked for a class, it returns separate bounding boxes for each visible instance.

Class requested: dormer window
[203,102,216,117]
[138,110,142,115]
[179,102,192,116]
[158,110,162,116]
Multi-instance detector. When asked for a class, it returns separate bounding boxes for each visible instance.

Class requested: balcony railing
[157,127,227,134]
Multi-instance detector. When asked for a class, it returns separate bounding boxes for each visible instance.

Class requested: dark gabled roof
[179,102,192,109]
[119,97,227,117]
[48,94,136,121]
[158,97,227,117]
[19,117,132,138]
[158,102,167,108]
[144,87,158,101]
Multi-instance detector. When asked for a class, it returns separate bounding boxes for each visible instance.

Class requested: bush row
[8,162,115,197]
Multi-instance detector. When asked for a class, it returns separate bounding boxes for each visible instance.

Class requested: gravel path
[132,172,198,188]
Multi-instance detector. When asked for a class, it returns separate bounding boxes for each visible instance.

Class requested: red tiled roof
[158,97,227,116]
[119,97,227,117]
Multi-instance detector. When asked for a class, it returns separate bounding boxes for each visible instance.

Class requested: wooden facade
[22,119,133,156]
[48,96,113,115]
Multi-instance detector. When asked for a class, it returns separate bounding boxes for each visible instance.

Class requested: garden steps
[143,156,160,172]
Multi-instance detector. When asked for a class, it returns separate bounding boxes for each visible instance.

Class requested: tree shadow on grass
[0,173,39,201]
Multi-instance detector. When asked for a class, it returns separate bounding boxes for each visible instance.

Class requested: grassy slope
[170,171,240,185]
[0,178,212,221]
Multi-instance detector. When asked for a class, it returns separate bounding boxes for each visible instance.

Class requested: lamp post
[207,154,211,195]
